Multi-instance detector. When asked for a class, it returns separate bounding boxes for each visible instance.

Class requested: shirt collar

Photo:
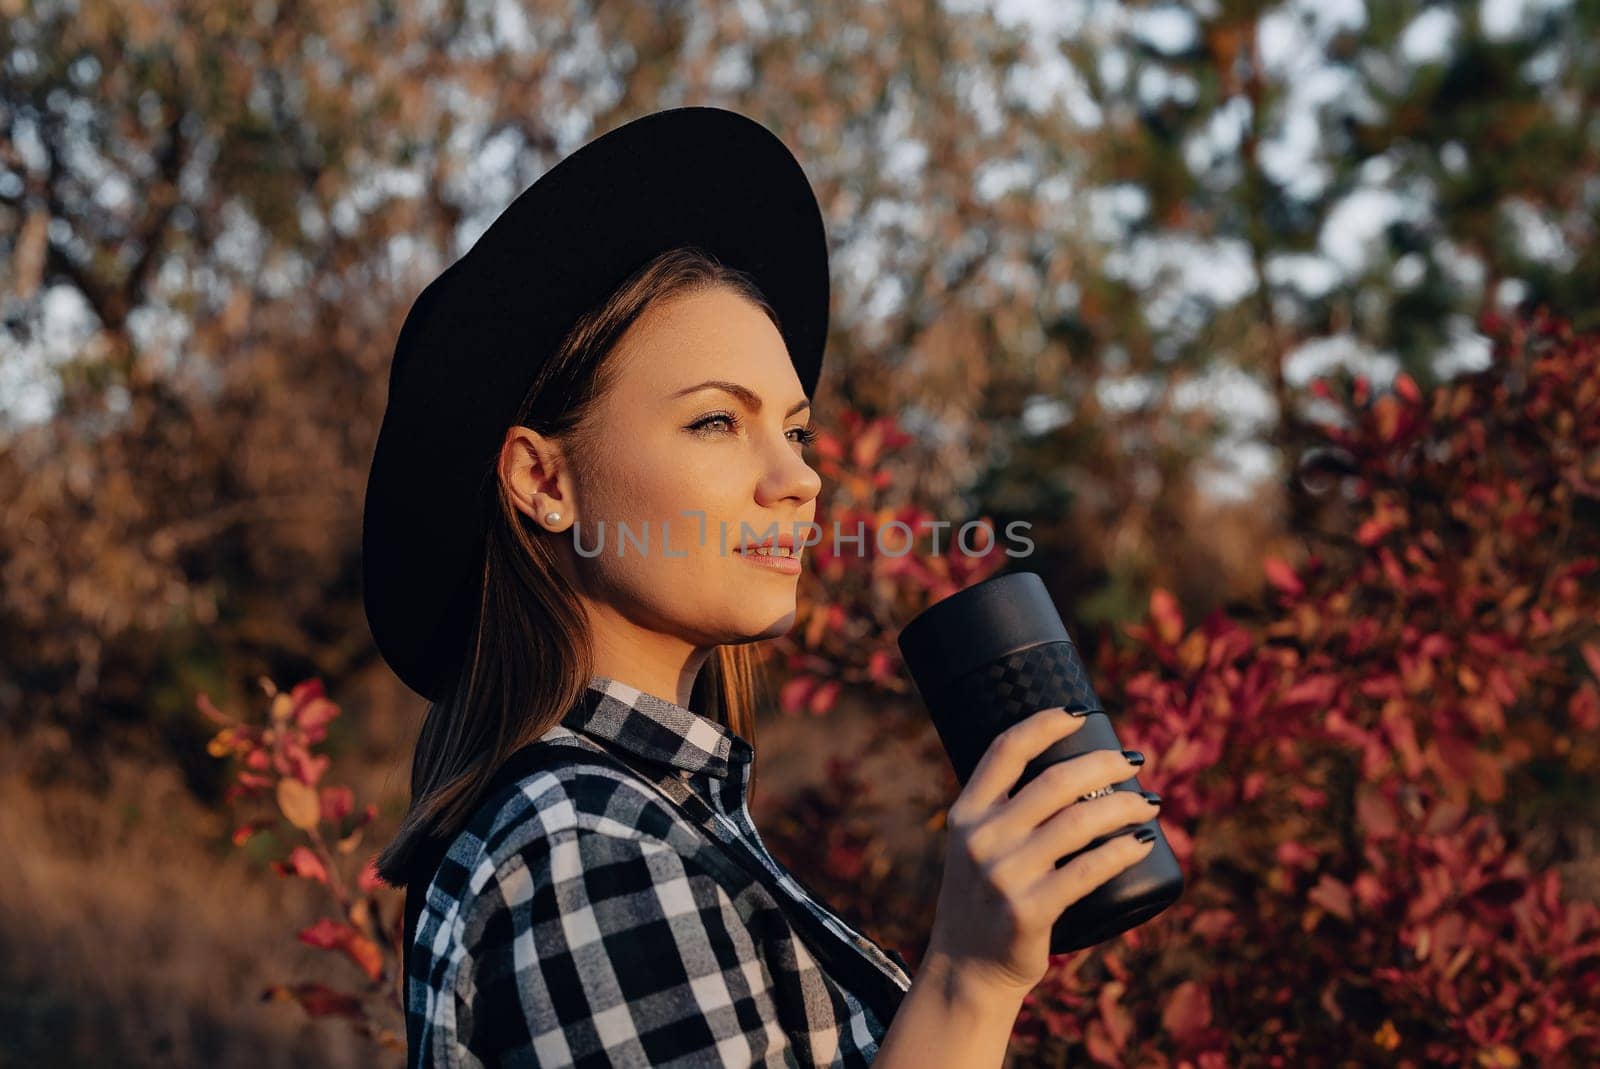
[560,674,751,780]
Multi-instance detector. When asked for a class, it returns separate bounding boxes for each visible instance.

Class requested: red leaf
[808,680,841,716]
[1352,872,1387,910]
[297,918,384,983]
[814,430,844,461]
[1264,557,1304,598]
[779,676,816,714]
[296,696,339,736]
[286,679,327,719]
[1276,841,1317,870]
[1581,642,1600,684]
[298,918,347,950]
[1394,372,1421,404]
[826,841,866,880]
[1290,785,1327,809]
[1149,588,1184,646]
[320,785,354,825]
[298,984,365,1018]
[286,845,329,884]
[1355,517,1392,546]
[1160,979,1212,1041]
[852,421,884,468]
[263,982,365,1019]
[1276,673,1340,715]
[343,932,385,982]
[867,648,897,685]
[1355,789,1399,838]
[195,691,234,727]
[1308,875,1354,922]
[1569,683,1600,732]
[1096,980,1133,1052]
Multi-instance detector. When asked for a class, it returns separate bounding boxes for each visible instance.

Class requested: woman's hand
[923,706,1158,998]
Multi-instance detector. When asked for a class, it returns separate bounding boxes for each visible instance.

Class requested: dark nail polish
[1067,706,1091,718]
[1134,826,1157,843]
[1141,791,1161,806]
[1123,749,1145,766]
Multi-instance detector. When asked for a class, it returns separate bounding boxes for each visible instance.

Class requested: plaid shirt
[406,675,913,1067]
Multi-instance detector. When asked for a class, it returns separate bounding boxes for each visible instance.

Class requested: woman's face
[506,285,822,672]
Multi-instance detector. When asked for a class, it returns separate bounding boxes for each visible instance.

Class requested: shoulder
[406,737,776,1063]
[476,730,699,859]
[424,732,711,922]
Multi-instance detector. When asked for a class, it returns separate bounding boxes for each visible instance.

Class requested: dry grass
[0,729,405,1069]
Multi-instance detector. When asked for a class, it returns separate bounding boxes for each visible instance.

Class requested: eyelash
[688,410,818,447]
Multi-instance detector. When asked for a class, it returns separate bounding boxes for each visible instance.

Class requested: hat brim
[361,106,829,701]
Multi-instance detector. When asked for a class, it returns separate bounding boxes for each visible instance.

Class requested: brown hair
[375,246,781,888]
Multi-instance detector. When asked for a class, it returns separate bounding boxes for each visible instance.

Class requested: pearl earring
[544,511,562,525]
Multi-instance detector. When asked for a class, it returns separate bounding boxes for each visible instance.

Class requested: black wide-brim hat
[361,106,830,702]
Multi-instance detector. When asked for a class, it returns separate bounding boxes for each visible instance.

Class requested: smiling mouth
[732,541,803,573]
[734,545,800,558]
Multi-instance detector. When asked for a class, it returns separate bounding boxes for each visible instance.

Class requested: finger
[1031,827,1156,911]
[959,706,1087,815]
[996,749,1143,835]
[1009,789,1159,876]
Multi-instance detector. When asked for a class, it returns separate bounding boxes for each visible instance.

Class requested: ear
[499,425,576,531]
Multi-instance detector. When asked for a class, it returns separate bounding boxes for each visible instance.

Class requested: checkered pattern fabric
[406,675,913,1067]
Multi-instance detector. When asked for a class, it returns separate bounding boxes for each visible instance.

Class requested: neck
[583,603,713,710]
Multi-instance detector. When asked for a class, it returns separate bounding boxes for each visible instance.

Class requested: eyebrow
[670,380,811,418]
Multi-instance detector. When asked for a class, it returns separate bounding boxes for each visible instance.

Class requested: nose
[755,429,822,509]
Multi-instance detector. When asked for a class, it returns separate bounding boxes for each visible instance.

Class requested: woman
[364,107,1159,1068]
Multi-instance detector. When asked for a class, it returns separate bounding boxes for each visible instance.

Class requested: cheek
[581,449,675,526]
[591,448,742,535]
[576,450,749,576]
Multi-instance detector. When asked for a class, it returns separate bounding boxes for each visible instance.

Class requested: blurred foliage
[764,307,1600,1065]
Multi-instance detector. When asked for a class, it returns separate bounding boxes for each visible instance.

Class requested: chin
[728,604,798,642]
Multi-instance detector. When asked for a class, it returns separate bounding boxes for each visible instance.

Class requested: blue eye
[688,411,740,435]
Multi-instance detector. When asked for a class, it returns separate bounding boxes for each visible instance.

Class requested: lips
[733,535,803,574]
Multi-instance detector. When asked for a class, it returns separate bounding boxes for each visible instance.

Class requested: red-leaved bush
[199,678,404,1052]
[763,307,1600,1066]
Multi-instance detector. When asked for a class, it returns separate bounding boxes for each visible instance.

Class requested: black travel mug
[897,570,1184,952]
